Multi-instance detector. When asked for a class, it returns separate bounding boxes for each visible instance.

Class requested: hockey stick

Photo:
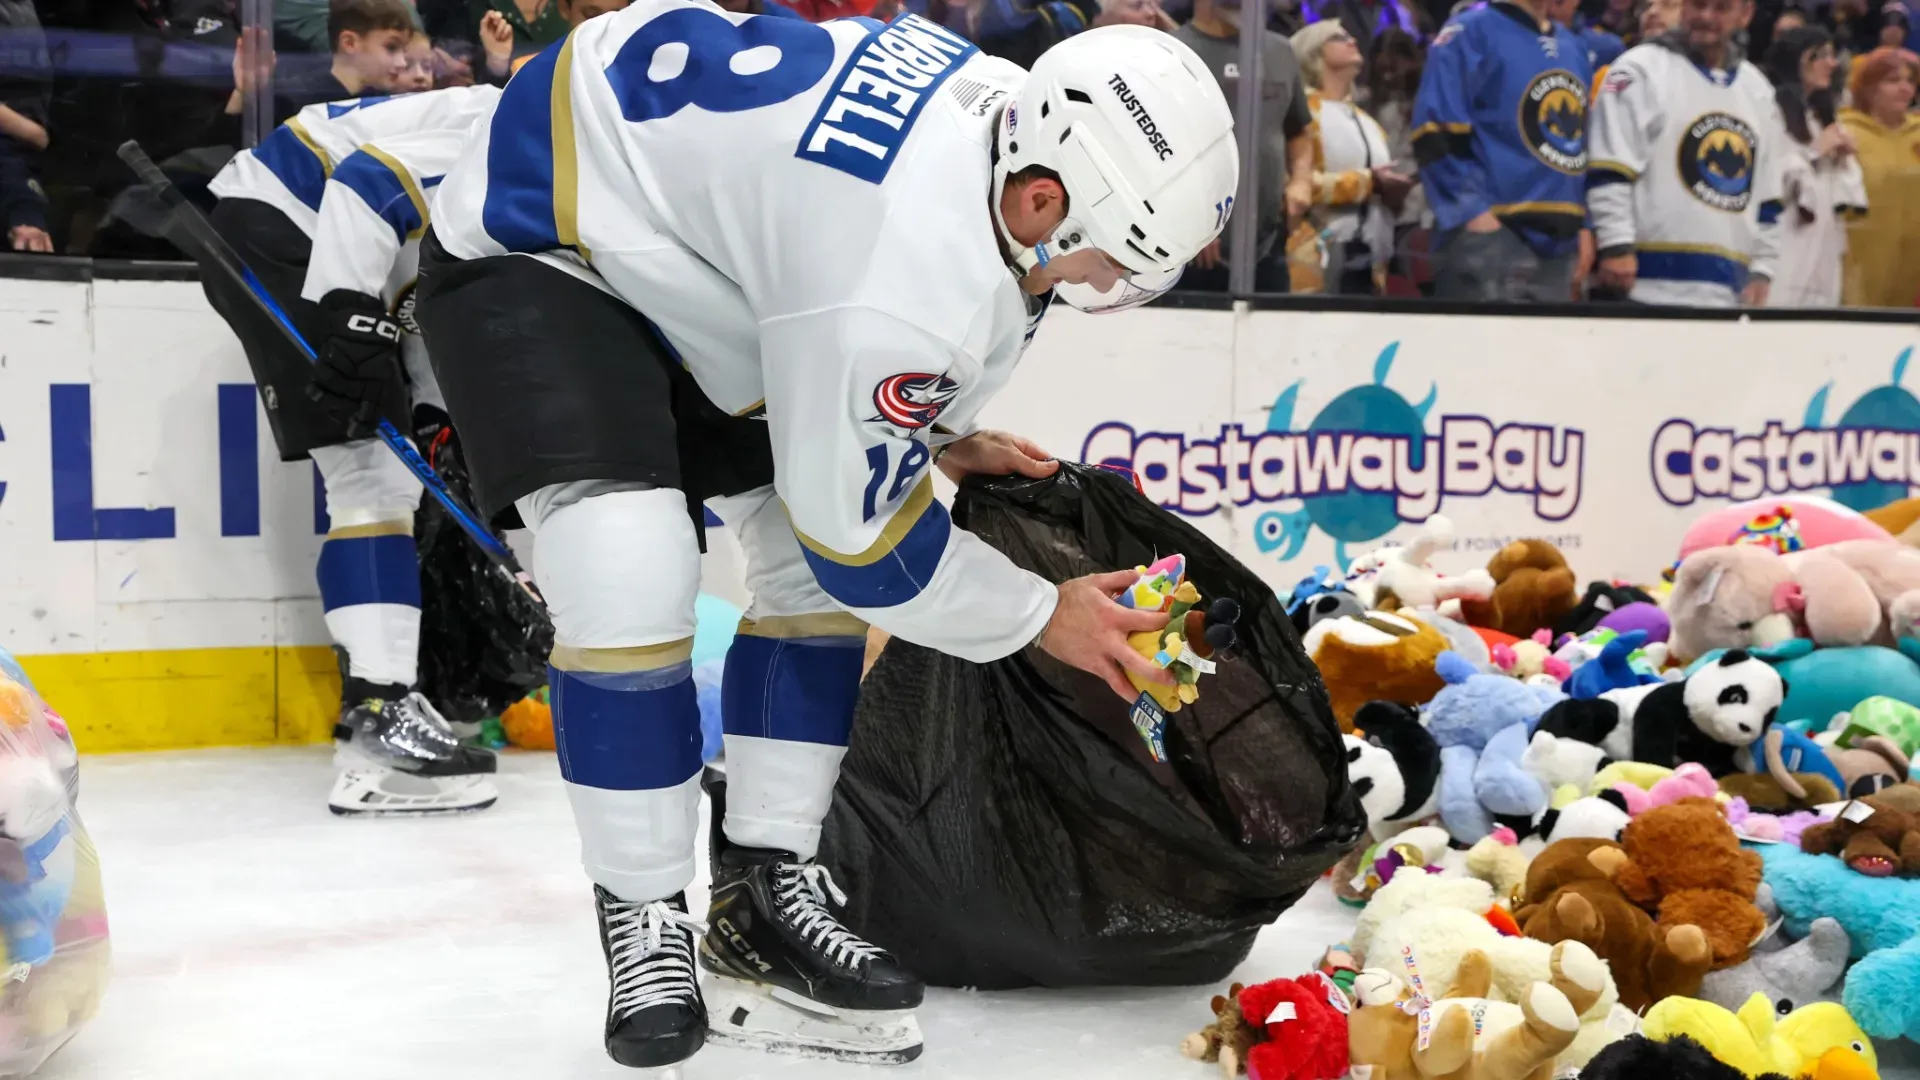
[116,140,546,608]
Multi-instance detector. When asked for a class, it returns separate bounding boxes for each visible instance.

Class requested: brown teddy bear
[1305,611,1450,732]
[1799,791,1920,877]
[1613,798,1766,970]
[1513,837,1714,1012]
[1457,541,1580,641]
[1347,941,1608,1080]
[1182,982,1260,1076]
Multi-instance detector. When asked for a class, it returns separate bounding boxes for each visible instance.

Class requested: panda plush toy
[1345,701,1442,836]
[1533,648,1786,776]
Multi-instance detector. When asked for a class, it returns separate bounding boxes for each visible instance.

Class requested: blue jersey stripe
[799,490,953,609]
[253,124,330,211]
[482,36,568,253]
[1637,248,1749,291]
[332,150,421,243]
[549,664,703,790]
[721,634,862,747]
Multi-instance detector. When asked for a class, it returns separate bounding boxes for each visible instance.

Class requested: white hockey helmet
[993,25,1239,312]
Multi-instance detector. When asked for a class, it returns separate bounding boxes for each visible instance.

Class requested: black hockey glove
[308,289,409,441]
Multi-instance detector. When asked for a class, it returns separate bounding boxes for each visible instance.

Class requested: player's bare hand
[1464,211,1503,234]
[1596,252,1637,293]
[936,430,1059,484]
[1041,570,1178,702]
[1742,276,1771,307]
[1192,239,1222,271]
[9,225,52,253]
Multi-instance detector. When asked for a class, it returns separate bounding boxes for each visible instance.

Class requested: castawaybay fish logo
[1080,343,1586,570]
[1653,347,1920,511]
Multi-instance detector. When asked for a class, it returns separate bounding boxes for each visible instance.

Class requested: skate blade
[327,769,499,817]
[704,977,923,1065]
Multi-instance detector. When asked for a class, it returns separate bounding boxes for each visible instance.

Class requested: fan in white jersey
[400,8,1238,1071]
[1587,0,1784,306]
[201,84,505,815]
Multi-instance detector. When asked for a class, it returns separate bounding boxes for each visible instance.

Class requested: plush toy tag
[1351,1067,1375,1080]
[1751,915,1785,948]
[1841,800,1877,824]
[1267,1002,1297,1024]
[1128,695,1169,763]
[1605,1004,1641,1038]
[1310,970,1352,1015]
[1178,645,1216,675]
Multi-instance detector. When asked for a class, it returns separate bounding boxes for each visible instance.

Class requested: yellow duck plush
[1641,993,1878,1080]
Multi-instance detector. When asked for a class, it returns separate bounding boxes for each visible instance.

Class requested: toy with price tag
[1113,554,1241,762]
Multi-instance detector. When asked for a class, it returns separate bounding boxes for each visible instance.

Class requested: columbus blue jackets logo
[1520,71,1588,173]
[872,373,961,431]
[1679,112,1755,212]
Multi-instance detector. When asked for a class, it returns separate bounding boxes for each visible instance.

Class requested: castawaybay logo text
[1078,343,1585,565]
[1651,347,1920,511]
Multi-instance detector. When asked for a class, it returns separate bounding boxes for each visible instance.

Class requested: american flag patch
[1602,68,1634,94]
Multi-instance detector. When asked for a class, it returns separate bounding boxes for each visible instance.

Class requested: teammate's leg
[312,439,498,816]
[698,487,924,1062]
[518,480,710,1069]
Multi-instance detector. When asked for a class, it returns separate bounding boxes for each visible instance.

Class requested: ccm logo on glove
[346,313,402,341]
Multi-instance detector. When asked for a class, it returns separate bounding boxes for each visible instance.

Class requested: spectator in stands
[1764,27,1863,305]
[1841,46,1920,305]
[1299,0,1423,56]
[1367,28,1429,286]
[1413,0,1593,300]
[1598,0,1637,40]
[478,0,631,81]
[1588,0,1779,307]
[234,0,416,113]
[1293,22,1409,292]
[399,29,437,90]
[0,0,49,251]
[1879,1,1913,46]
[1175,0,1315,291]
[955,0,1101,69]
[1548,0,1627,66]
[1774,4,1808,32]
[463,0,570,53]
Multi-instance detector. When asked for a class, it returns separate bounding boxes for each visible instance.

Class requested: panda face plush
[1293,590,1368,634]
[1683,648,1787,745]
[1345,734,1406,831]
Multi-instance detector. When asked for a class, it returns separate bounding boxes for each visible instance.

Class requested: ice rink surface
[39,748,1359,1080]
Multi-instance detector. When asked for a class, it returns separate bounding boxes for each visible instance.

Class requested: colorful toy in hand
[1115,554,1240,762]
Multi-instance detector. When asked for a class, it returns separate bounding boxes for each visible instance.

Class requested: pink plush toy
[1613,762,1720,816]
[1677,496,1893,562]
[1668,538,1920,663]
[1723,797,1830,846]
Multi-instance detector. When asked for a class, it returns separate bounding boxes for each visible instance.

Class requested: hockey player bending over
[203,82,505,815]
[406,8,1237,1070]
[1587,0,1783,306]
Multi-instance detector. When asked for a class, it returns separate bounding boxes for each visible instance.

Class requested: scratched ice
[40,749,1357,1080]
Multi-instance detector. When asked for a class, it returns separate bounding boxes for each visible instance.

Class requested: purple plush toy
[1596,601,1670,644]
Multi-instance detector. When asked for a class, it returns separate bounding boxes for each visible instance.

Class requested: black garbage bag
[413,420,554,728]
[817,463,1365,990]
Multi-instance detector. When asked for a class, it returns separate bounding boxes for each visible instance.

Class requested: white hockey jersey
[1586,42,1783,306]
[431,2,1057,662]
[210,85,502,238]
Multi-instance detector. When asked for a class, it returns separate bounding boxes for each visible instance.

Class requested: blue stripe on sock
[315,534,421,612]
[550,664,703,790]
[721,634,863,747]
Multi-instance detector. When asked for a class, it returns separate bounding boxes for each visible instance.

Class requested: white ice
[40,748,1358,1080]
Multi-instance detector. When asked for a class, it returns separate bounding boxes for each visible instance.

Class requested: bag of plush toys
[0,659,108,1076]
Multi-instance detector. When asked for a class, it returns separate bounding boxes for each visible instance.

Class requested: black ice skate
[596,887,709,1071]
[700,843,925,1064]
[328,679,498,816]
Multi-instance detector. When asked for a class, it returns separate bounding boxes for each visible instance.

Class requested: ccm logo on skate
[717,918,774,974]
[796,15,978,184]
[347,314,401,342]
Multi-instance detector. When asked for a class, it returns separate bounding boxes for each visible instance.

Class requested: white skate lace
[775,864,886,971]
[605,899,708,1020]
[399,693,462,754]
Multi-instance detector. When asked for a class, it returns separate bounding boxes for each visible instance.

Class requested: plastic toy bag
[413,427,554,730]
[817,464,1365,990]
[0,660,108,1076]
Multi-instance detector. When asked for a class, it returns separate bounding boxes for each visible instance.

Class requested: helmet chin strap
[990,116,1050,277]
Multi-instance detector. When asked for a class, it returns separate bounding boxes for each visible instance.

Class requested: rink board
[1,274,1916,751]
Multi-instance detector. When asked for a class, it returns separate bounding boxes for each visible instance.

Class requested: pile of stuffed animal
[1178,495,1920,1080]
[0,658,109,1078]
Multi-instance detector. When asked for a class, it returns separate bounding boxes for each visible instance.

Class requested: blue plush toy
[1759,841,1920,1040]
[1564,630,1662,700]
[1424,651,1567,843]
